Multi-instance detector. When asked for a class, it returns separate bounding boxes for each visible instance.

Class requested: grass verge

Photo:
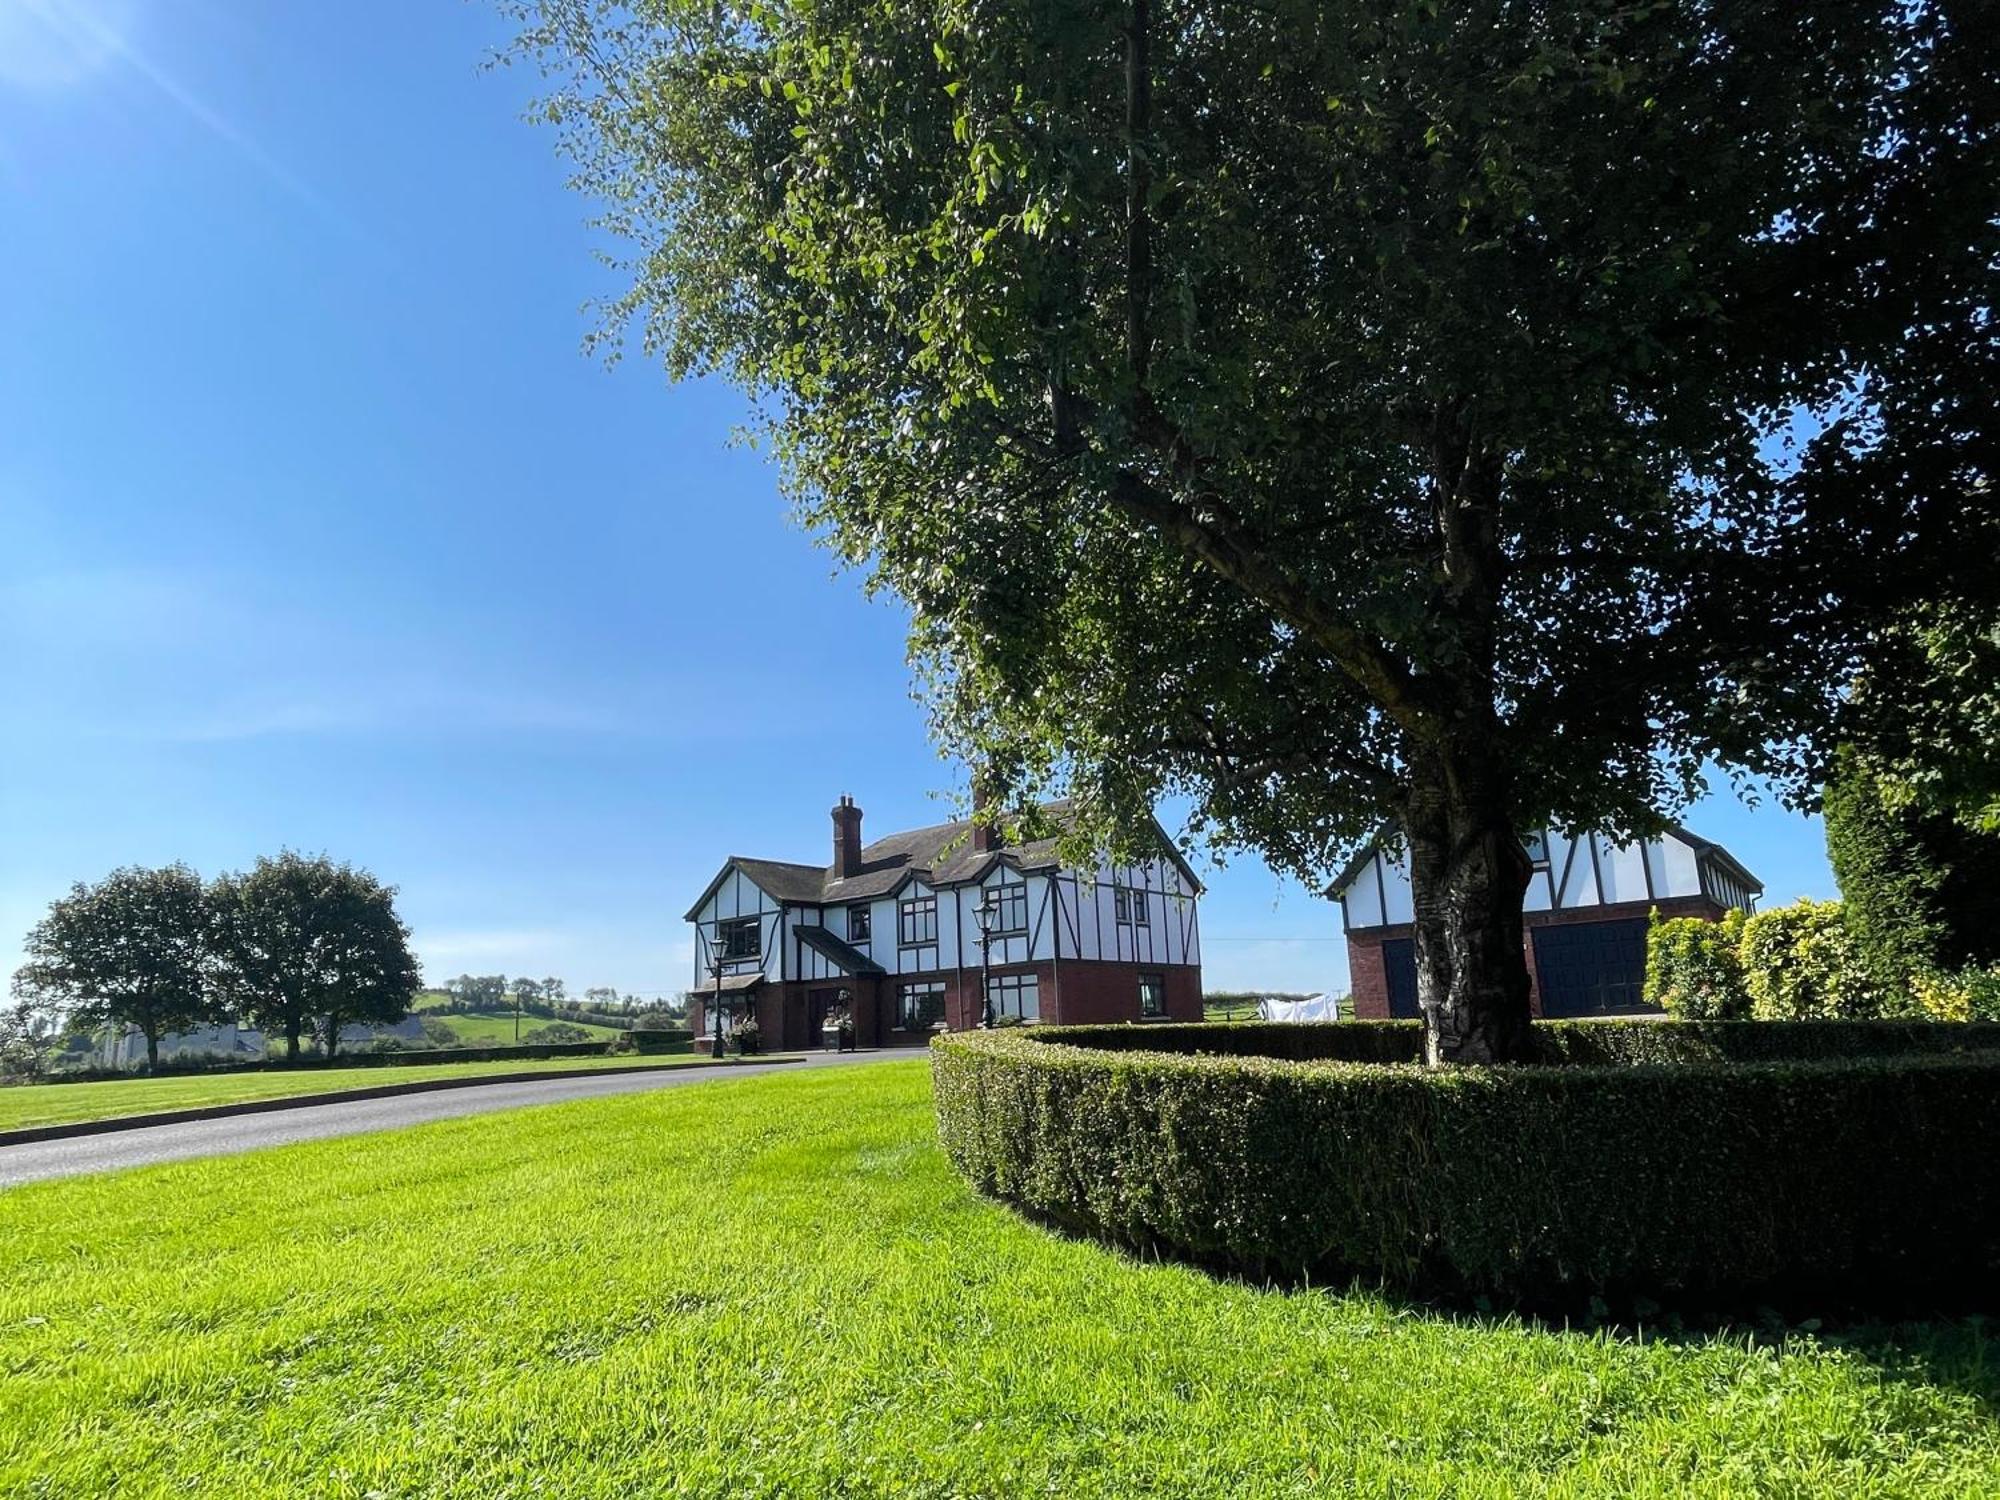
[0,1054,710,1133]
[1,1061,1995,1497]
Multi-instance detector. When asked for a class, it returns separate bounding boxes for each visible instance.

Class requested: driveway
[0,1050,912,1189]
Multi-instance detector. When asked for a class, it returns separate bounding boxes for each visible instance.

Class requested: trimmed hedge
[932,1023,2000,1304]
[1032,1018,2000,1065]
[630,1028,695,1055]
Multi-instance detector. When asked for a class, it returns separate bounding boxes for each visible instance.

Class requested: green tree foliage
[1642,909,1749,1020]
[10,864,218,1070]
[1824,748,2000,990]
[443,974,509,1012]
[210,853,424,1062]
[1738,900,1898,1022]
[508,0,1996,1061]
[1838,609,2000,836]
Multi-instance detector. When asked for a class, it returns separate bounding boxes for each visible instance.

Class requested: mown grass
[0,1054,707,1132]
[430,1010,626,1044]
[2,1060,1995,1498]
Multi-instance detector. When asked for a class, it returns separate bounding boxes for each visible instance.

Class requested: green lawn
[2,1063,1995,1498]
[430,1009,626,1044]
[0,1054,706,1133]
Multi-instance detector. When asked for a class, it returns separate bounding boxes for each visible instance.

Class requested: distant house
[1333,825,1762,1019]
[685,795,1205,1050]
[97,1021,265,1069]
[95,1013,426,1069]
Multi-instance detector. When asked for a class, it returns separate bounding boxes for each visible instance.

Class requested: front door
[808,987,845,1047]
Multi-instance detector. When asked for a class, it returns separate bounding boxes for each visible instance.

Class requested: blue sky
[0,1,1837,1002]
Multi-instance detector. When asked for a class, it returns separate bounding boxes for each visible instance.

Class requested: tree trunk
[285,1019,301,1063]
[144,1025,160,1072]
[1406,745,1535,1064]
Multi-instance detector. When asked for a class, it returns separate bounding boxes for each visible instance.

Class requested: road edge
[0,1056,808,1147]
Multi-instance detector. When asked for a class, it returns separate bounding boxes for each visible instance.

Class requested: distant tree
[445,973,508,1012]
[1824,748,2000,992]
[540,977,566,1007]
[0,996,62,1083]
[210,852,423,1063]
[10,864,217,1070]
[511,0,1997,1061]
[584,985,620,1009]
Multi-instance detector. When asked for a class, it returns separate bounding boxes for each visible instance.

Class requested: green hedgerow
[1739,899,1905,1020]
[1824,747,2000,991]
[1643,908,1750,1018]
[932,1023,2000,1303]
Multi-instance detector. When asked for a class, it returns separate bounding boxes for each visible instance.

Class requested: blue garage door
[1530,919,1655,1017]
[1382,937,1420,1019]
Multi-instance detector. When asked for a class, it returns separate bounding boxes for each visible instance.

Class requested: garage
[1529,917,1654,1017]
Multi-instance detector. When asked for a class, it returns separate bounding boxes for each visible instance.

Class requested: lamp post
[973,893,997,1028]
[707,941,729,1059]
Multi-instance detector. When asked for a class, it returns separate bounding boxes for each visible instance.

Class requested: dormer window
[898,894,938,946]
[990,882,1028,935]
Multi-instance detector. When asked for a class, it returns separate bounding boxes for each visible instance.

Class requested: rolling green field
[429,1010,626,1044]
[0,1054,706,1133]
[3,1061,1995,1497]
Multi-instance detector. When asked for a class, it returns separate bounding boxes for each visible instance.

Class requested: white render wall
[1339,829,1754,932]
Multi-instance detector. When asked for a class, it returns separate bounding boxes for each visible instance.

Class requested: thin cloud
[3,0,369,242]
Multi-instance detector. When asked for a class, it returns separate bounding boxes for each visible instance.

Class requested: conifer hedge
[932,1023,2000,1303]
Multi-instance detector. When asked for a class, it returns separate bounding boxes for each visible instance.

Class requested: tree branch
[1108,469,1443,733]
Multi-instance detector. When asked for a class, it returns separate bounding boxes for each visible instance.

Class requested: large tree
[11,864,218,1070]
[209,852,423,1063]
[509,0,1996,1059]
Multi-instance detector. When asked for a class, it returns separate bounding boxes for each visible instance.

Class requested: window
[897,980,946,1030]
[988,882,1028,935]
[987,971,1040,1022]
[847,904,872,943]
[898,894,938,946]
[1115,884,1150,927]
[717,916,760,960]
[1139,974,1167,1018]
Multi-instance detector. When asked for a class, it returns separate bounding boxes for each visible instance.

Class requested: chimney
[971,772,1003,854]
[831,795,863,877]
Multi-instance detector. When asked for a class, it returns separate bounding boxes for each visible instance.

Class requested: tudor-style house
[685,795,1204,1050]
[1334,824,1762,1019]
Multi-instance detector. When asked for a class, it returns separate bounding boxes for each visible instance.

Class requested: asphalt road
[0,1050,909,1189]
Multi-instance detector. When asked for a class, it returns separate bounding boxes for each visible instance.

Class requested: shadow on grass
[1005,1199,2000,1415]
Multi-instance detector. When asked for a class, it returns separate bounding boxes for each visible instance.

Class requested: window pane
[849,904,871,941]
[1139,975,1166,1016]
[988,972,1040,1021]
[899,896,937,946]
[897,981,945,1029]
